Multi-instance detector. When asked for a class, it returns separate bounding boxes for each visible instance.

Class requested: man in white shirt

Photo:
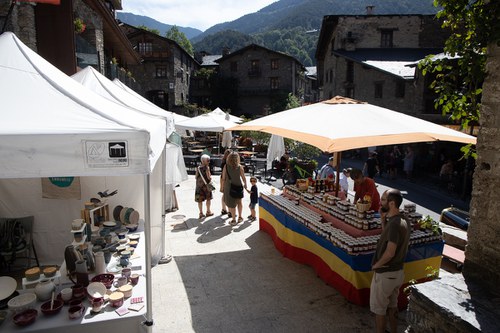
[339,168,351,193]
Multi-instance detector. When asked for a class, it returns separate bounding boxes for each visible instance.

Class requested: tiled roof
[202,55,222,66]
[334,48,443,79]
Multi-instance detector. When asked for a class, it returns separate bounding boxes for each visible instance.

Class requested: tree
[137,25,160,35]
[165,26,194,56]
[419,0,500,157]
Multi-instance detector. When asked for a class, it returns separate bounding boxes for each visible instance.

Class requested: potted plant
[74,18,86,34]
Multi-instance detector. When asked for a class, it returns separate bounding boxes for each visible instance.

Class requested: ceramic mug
[91,297,104,312]
[119,257,129,267]
[129,273,140,286]
[68,299,82,308]
[115,276,127,288]
[121,267,132,278]
[71,284,85,299]
[72,219,84,230]
[60,288,73,302]
[68,305,85,319]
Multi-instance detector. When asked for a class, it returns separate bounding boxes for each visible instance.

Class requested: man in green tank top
[370,189,410,333]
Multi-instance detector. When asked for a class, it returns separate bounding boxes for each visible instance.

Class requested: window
[380,29,393,47]
[271,59,279,70]
[138,42,152,56]
[156,66,167,78]
[395,81,405,98]
[346,61,354,82]
[249,59,261,76]
[230,61,238,72]
[270,77,280,90]
[374,82,384,98]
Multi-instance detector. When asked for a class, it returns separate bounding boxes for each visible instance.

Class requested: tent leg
[335,152,342,197]
[158,148,172,265]
[143,175,154,332]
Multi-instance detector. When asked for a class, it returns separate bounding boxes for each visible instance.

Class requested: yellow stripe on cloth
[260,207,442,290]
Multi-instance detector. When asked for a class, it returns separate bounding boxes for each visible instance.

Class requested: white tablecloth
[3,225,148,333]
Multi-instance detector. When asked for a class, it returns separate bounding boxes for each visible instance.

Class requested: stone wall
[463,42,500,289]
[0,2,36,50]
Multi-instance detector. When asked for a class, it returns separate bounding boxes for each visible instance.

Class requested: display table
[3,226,147,332]
[259,194,443,307]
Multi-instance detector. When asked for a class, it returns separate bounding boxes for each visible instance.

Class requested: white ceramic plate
[120,207,128,224]
[103,221,117,228]
[129,210,139,225]
[0,276,17,301]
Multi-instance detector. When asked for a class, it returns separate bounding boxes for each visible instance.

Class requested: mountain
[193,0,438,42]
[191,0,439,66]
[116,12,202,40]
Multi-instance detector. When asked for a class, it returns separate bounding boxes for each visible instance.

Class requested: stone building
[119,23,199,113]
[215,44,306,117]
[316,13,449,121]
[0,0,140,78]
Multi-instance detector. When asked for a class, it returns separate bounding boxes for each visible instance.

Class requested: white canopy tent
[208,107,244,124]
[175,113,237,133]
[0,32,162,331]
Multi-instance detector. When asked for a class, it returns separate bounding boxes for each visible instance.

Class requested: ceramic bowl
[118,284,133,298]
[13,309,38,327]
[128,234,140,241]
[128,240,138,248]
[86,282,107,301]
[8,293,37,314]
[68,305,85,320]
[91,274,114,289]
[116,245,127,253]
[102,221,117,228]
[40,299,64,316]
[125,224,139,232]
[109,292,124,308]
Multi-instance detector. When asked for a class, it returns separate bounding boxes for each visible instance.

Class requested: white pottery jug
[35,279,55,301]
[94,251,106,275]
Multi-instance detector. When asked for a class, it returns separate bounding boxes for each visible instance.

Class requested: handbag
[198,166,215,191]
[226,166,244,199]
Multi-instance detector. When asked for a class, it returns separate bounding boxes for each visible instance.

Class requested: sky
[121,0,278,32]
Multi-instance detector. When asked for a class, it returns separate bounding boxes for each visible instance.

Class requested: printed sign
[42,177,81,199]
[84,141,129,168]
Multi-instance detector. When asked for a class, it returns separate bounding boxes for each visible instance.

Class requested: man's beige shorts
[370,270,405,315]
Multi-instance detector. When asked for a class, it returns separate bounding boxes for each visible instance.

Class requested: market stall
[230,96,476,306]
[259,187,443,307]
[0,32,164,332]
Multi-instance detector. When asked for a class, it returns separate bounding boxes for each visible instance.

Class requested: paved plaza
[150,175,410,333]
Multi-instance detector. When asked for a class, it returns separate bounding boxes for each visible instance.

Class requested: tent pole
[161,147,166,258]
[335,151,342,197]
[143,174,154,332]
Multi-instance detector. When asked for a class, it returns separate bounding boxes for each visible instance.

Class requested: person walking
[363,152,380,179]
[221,152,247,226]
[246,177,258,221]
[370,189,410,333]
[195,154,214,219]
[219,149,231,217]
[403,146,414,180]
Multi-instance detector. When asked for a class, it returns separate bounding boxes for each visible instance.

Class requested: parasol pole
[335,151,342,197]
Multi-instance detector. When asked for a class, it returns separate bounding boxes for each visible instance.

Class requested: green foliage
[166,26,194,56]
[193,30,255,55]
[138,25,160,35]
[240,131,271,145]
[194,68,215,80]
[419,0,500,158]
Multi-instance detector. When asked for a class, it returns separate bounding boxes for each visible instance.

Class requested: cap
[328,156,334,162]
[343,167,352,173]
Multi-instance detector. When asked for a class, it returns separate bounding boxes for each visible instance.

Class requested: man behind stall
[350,168,380,211]
[317,156,336,180]
[370,189,410,333]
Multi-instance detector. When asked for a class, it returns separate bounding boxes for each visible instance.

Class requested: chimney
[222,47,230,56]
[366,5,375,15]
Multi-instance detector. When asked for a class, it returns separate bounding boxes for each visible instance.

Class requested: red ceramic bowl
[91,274,114,289]
[40,299,64,316]
[13,309,38,327]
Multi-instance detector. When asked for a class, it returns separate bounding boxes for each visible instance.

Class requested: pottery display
[40,299,63,316]
[7,293,37,314]
[68,305,85,319]
[91,297,104,313]
[109,292,124,308]
[13,309,38,327]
